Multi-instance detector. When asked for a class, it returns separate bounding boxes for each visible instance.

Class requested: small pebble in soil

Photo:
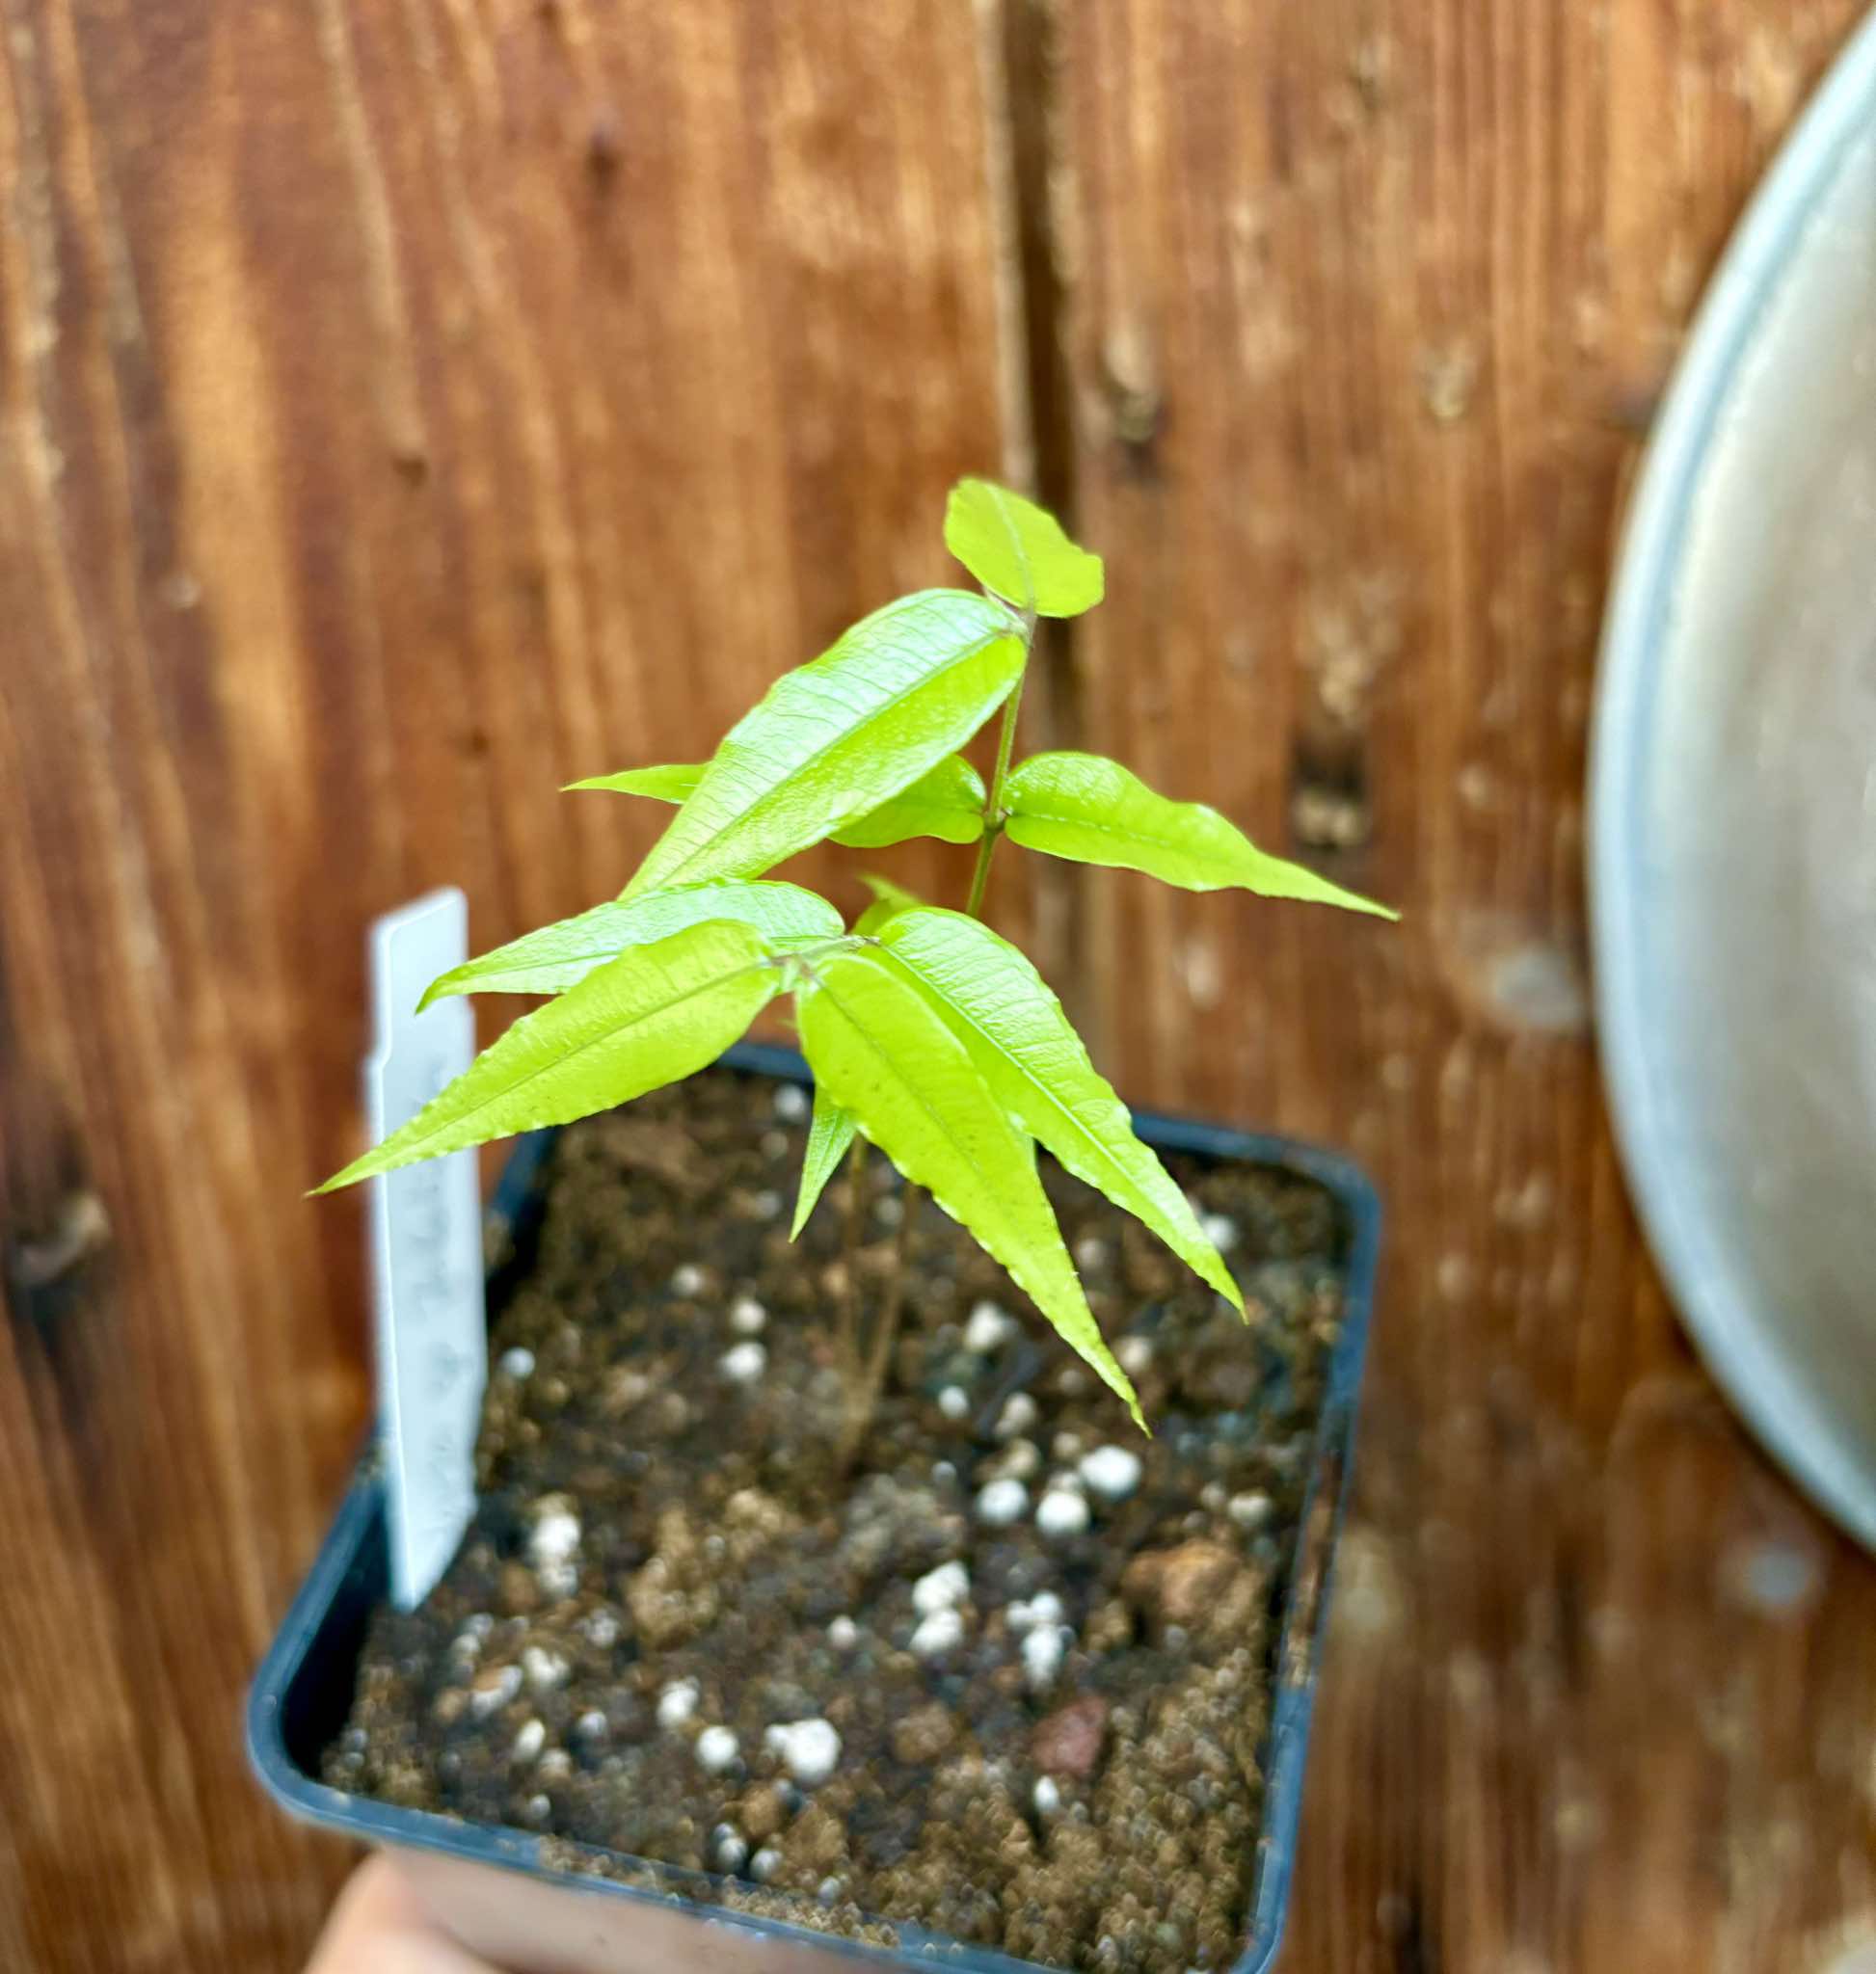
[1117,1334,1154,1376]
[1021,1622,1068,1692]
[817,1877,844,1907]
[729,1295,767,1335]
[657,1679,700,1731]
[936,1384,970,1422]
[1079,1446,1143,1502]
[1073,1235,1110,1272]
[497,1347,535,1379]
[525,1500,581,1598]
[711,1825,748,1873]
[523,1793,550,1825]
[578,1609,620,1649]
[987,1438,1041,1483]
[536,1748,571,1781]
[1032,1774,1062,1815]
[511,1719,546,1764]
[575,1710,607,1742]
[719,1341,766,1385]
[875,1194,902,1227]
[976,1478,1031,1528]
[764,1718,842,1788]
[523,1645,569,1692]
[752,1188,783,1220]
[1007,1591,1063,1634]
[1201,1211,1240,1252]
[1052,1431,1084,1462]
[694,1725,739,1774]
[1228,1490,1273,1529]
[995,1392,1038,1440]
[909,1608,966,1660]
[772,1083,810,1122]
[827,1615,859,1652]
[750,1847,783,1884]
[963,1300,1015,1354]
[1036,1488,1090,1538]
[760,1130,790,1161]
[469,1665,522,1718]
[671,1262,708,1296]
[911,1561,970,1615]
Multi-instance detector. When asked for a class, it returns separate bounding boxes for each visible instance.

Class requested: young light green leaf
[791,1084,858,1240]
[564,763,704,801]
[853,873,928,937]
[317,920,778,1191]
[943,478,1104,619]
[872,907,1242,1310]
[577,755,988,853]
[831,755,986,850]
[1004,752,1398,918]
[418,882,843,1007]
[798,948,1141,1427]
[625,591,1024,896]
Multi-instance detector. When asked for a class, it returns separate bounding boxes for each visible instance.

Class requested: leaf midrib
[644,619,1016,889]
[1010,802,1228,864]
[401,949,769,1157]
[814,967,1029,1252]
[875,940,1174,1237]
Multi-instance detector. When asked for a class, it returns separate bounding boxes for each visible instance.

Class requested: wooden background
[2,1,1873,1968]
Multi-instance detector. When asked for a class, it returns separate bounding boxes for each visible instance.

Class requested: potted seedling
[252,481,1391,1974]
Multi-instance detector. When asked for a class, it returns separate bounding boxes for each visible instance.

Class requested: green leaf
[943,478,1104,619]
[831,755,986,850]
[626,591,1025,896]
[576,754,986,856]
[418,882,843,1007]
[317,920,777,1191]
[872,907,1242,1310]
[854,873,927,937]
[1004,752,1398,918]
[791,1084,858,1239]
[565,763,704,801]
[798,948,1141,1427]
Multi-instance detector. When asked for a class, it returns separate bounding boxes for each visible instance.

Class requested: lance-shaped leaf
[625,591,1024,896]
[575,755,985,854]
[418,882,843,1007]
[831,755,986,849]
[1004,752,1397,918]
[853,873,927,937]
[565,763,704,801]
[799,948,1141,1427]
[317,920,778,1191]
[791,1083,858,1239]
[872,907,1241,1309]
[944,478,1105,619]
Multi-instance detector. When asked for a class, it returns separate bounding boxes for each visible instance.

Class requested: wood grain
[1038,1,1876,1969]
[1,1,1873,1969]
[0,3,1018,1966]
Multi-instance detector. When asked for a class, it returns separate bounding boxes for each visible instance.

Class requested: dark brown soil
[326,1067,1349,1972]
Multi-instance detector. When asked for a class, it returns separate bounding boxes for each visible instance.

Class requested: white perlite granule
[975,1478,1031,1527]
[764,1718,842,1788]
[694,1725,740,1774]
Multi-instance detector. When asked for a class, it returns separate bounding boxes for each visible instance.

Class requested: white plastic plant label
[364,888,486,1609]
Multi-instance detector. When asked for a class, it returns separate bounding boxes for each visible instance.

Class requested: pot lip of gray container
[249,1040,1382,1974]
[1588,8,1876,1551]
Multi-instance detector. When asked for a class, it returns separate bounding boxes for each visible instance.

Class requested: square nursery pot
[250,1043,1380,1974]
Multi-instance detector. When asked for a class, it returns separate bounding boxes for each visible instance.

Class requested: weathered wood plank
[0,3,1016,1965]
[1041,2,1876,1968]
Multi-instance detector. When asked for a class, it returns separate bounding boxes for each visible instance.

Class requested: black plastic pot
[250,1043,1380,1974]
